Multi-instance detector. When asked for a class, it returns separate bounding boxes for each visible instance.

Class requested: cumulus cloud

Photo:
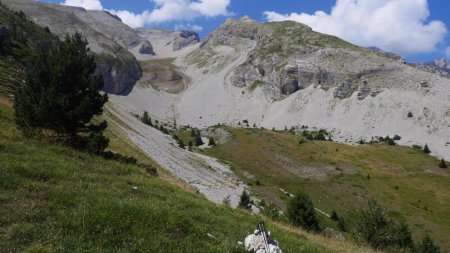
[60,0,230,28]
[264,0,447,55]
[109,0,230,28]
[62,0,103,10]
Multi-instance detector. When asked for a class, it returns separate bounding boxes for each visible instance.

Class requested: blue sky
[41,0,450,63]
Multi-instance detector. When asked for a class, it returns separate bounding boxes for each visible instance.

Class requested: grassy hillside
[0,97,383,252]
[189,127,450,250]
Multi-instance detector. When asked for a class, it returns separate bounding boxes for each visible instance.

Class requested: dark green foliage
[356,200,413,250]
[388,138,396,146]
[287,191,319,231]
[417,234,441,253]
[190,128,196,137]
[255,179,261,185]
[238,190,251,209]
[337,217,348,232]
[315,132,326,141]
[188,140,193,148]
[141,111,152,126]
[330,210,339,221]
[393,135,401,141]
[13,32,108,152]
[195,134,204,146]
[172,134,179,141]
[208,137,215,146]
[439,159,447,169]
[423,145,431,154]
[0,3,58,95]
[262,202,281,220]
[178,139,185,149]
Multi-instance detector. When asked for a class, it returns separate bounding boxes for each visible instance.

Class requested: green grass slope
[0,99,382,253]
[197,127,450,251]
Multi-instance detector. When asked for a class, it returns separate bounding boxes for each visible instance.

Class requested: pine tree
[238,190,251,209]
[423,144,431,154]
[417,234,441,253]
[142,111,152,126]
[337,217,348,232]
[195,134,204,146]
[439,159,447,169]
[287,191,319,231]
[331,210,339,220]
[208,137,215,146]
[14,32,108,152]
[178,139,185,149]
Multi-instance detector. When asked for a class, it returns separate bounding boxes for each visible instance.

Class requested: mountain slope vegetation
[0,95,384,253]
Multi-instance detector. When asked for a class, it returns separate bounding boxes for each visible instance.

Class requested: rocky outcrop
[138,40,154,55]
[136,28,200,53]
[2,0,148,95]
[197,17,411,100]
[173,30,199,51]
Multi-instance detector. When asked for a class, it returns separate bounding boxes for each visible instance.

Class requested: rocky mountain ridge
[110,16,450,161]
[2,0,152,94]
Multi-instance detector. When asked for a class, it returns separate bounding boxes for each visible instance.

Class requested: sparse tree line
[13,32,156,174]
[237,189,443,253]
[138,111,217,151]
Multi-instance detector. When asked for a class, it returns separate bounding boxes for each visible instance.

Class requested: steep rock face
[200,17,409,100]
[2,0,152,94]
[136,28,200,52]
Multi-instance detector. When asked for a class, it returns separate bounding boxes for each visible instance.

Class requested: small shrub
[238,190,251,210]
[393,135,401,141]
[142,111,152,126]
[337,217,348,232]
[178,139,185,149]
[423,144,431,154]
[263,202,281,220]
[439,159,447,169]
[286,191,319,231]
[416,234,442,253]
[208,137,215,146]
[357,200,413,250]
[331,210,339,221]
[407,112,413,118]
[194,135,204,146]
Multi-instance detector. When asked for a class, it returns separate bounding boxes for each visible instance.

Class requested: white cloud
[264,0,447,55]
[110,0,230,28]
[174,23,203,32]
[60,0,230,28]
[446,47,450,58]
[62,0,103,10]
[189,0,230,17]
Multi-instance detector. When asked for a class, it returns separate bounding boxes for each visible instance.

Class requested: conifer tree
[287,191,319,231]
[331,210,339,220]
[208,137,215,146]
[14,32,108,152]
[423,144,431,154]
[439,159,447,169]
[238,190,251,209]
[417,234,441,253]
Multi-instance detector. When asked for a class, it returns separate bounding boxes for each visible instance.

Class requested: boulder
[138,41,155,55]
[244,230,283,253]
